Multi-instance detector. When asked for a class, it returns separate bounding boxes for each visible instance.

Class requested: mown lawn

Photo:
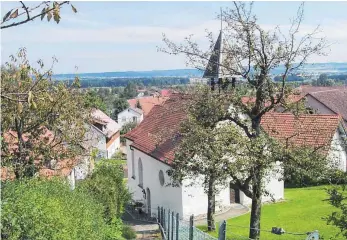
[198,186,343,240]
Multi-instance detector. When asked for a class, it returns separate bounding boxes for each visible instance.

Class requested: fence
[126,204,319,240]
[157,207,226,240]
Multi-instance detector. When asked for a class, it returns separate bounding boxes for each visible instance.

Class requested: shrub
[1,178,117,240]
[79,159,131,222]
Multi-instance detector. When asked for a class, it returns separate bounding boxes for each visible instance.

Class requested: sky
[1,1,347,74]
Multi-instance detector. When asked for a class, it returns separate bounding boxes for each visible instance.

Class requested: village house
[117,107,144,128]
[91,108,121,158]
[118,96,168,128]
[302,87,347,128]
[124,93,347,219]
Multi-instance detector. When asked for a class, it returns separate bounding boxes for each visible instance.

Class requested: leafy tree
[120,122,138,143]
[83,90,107,112]
[1,1,76,29]
[161,2,328,239]
[326,182,347,238]
[1,48,89,179]
[121,82,137,99]
[1,178,122,240]
[171,86,237,230]
[135,99,142,109]
[112,97,129,119]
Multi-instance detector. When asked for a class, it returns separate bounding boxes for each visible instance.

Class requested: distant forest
[60,77,190,88]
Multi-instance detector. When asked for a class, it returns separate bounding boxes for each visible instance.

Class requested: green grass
[198,186,342,240]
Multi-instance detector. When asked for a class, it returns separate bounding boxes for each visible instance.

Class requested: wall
[126,139,183,217]
[181,178,230,219]
[118,109,143,128]
[328,130,347,172]
[239,164,284,205]
[305,95,336,115]
[106,131,120,158]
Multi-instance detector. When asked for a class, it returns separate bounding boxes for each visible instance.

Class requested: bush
[79,159,131,222]
[285,169,347,188]
[1,178,120,240]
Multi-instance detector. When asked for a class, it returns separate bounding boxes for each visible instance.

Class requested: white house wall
[118,109,143,128]
[126,139,183,217]
[182,178,230,219]
[328,130,347,172]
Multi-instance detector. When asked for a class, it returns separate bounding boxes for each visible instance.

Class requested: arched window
[138,158,143,188]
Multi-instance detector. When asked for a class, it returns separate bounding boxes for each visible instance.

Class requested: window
[122,117,126,122]
[138,158,143,188]
[159,170,165,186]
[131,150,135,179]
[133,116,137,122]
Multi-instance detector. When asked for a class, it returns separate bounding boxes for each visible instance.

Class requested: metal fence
[157,207,226,240]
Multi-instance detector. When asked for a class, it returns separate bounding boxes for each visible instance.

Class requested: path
[122,210,162,239]
[194,204,249,226]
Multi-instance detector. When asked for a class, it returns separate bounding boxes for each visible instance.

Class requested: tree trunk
[207,178,216,231]
[249,173,262,239]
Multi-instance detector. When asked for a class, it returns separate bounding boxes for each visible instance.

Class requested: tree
[1,1,76,29]
[121,82,137,99]
[170,86,237,230]
[326,182,347,238]
[160,2,328,239]
[112,97,129,119]
[1,48,90,179]
[135,99,142,109]
[83,90,107,113]
[120,122,138,144]
[316,73,329,86]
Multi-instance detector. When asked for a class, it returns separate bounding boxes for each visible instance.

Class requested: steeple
[203,8,231,92]
[203,8,223,80]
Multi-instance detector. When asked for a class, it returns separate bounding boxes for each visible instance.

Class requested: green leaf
[2,10,12,22]
[71,5,77,13]
[10,9,18,19]
[40,7,46,21]
[47,11,52,22]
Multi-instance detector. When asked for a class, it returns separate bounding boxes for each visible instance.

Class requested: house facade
[124,96,285,219]
[117,107,144,128]
[91,109,121,158]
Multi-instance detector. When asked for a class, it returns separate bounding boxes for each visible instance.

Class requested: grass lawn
[198,186,343,240]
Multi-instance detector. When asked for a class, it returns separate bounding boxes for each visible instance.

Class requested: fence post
[171,211,174,240]
[158,206,161,224]
[161,207,164,227]
[163,208,166,235]
[218,220,227,240]
[176,213,179,240]
[189,215,194,240]
[168,209,171,240]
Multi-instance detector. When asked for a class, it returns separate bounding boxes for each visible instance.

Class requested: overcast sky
[1,1,347,74]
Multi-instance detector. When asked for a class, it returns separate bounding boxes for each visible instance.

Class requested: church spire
[203,8,224,91]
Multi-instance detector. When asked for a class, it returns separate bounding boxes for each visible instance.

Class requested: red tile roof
[124,94,188,164]
[299,85,347,95]
[261,113,341,149]
[128,96,168,116]
[307,89,347,122]
[125,94,342,165]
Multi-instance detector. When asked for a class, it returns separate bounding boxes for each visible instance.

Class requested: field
[198,186,343,240]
